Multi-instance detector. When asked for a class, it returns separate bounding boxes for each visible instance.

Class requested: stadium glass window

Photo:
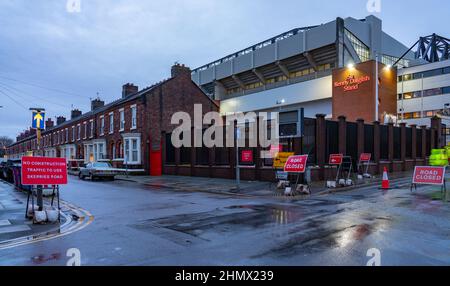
[402,74,413,81]
[413,112,421,119]
[423,88,442,97]
[344,29,370,62]
[442,86,450,94]
[403,93,413,99]
[444,67,450,74]
[422,69,443,78]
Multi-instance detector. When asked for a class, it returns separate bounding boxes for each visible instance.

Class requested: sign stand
[410,166,448,201]
[357,153,372,178]
[25,185,61,222]
[283,155,310,196]
[334,156,354,187]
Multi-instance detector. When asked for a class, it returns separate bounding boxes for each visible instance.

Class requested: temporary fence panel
[394,126,401,160]
[302,118,316,164]
[380,125,389,160]
[406,127,413,158]
[417,129,423,157]
[326,121,339,161]
[364,124,374,155]
[426,129,432,156]
[346,122,358,163]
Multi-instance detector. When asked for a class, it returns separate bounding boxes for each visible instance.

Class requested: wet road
[1,176,450,266]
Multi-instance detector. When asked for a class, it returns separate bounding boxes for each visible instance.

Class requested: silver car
[79,162,120,181]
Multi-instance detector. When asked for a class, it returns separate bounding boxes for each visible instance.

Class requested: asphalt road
[1,175,450,266]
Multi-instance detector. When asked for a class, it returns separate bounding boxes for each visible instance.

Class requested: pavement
[113,169,421,198]
[1,173,450,265]
[0,180,92,251]
[0,180,63,242]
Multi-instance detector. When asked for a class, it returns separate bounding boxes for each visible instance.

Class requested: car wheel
[79,173,84,180]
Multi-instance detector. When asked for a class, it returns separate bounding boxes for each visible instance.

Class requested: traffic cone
[381,167,390,190]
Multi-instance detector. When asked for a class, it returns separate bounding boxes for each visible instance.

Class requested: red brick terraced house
[6,64,219,176]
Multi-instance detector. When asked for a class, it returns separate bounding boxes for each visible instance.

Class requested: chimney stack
[122,83,139,98]
[91,98,105,111]
[56,116,66,125]
[171,63,191,78]
[45,118,54,129]
[71,109,82,119]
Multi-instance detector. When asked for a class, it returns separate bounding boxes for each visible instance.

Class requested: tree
[0,136,14,148]
[0,136,14,157]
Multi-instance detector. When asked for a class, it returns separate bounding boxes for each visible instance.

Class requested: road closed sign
[412,166,446,186]
[21,157,68,186]
[360,153,372,162]
[284,155,308,173]
[329,154,343,165]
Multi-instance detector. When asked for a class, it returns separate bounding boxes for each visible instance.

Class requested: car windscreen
[93,162,111,168]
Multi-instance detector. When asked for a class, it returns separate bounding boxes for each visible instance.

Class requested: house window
[109,113,114,134]
[100,116,105,135]
[89,120,94,138]
[131,105,137,130]
[72,127,75,142]
[97,142,105,160]
[65,129,69,143]
[119,109,125,131]
[77,125,81,140]
[123,136,141,164]
[83,122,87,139]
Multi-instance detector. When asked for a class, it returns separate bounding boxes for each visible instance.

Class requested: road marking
[0,225,31,234]
[0,200,94,250]
[0,220,12,226]
[0,181,94,250]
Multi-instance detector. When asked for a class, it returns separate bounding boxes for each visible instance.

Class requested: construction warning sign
[273,152,295,169]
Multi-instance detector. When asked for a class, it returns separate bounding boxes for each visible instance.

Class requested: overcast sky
[0,0,449,139]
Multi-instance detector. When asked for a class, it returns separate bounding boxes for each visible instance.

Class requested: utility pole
[375,53,379,122]
[235,122,240,191]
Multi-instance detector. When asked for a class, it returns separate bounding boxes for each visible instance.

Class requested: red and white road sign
[360,153,372,162]
[284,155,308,173]
[412,166,446,186]
[21,157,68,186]
[329,154,343,165]
[241,150,253,163]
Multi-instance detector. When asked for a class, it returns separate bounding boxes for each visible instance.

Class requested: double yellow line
[0,199,94,250]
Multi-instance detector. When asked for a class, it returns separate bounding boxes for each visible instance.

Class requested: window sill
[123,162,141,165]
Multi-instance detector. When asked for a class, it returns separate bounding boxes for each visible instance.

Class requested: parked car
[79,162,121,181]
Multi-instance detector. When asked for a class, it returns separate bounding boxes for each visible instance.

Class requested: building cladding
[191,15,416,118]
[6,64,219,175]
[397,59,450,126]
